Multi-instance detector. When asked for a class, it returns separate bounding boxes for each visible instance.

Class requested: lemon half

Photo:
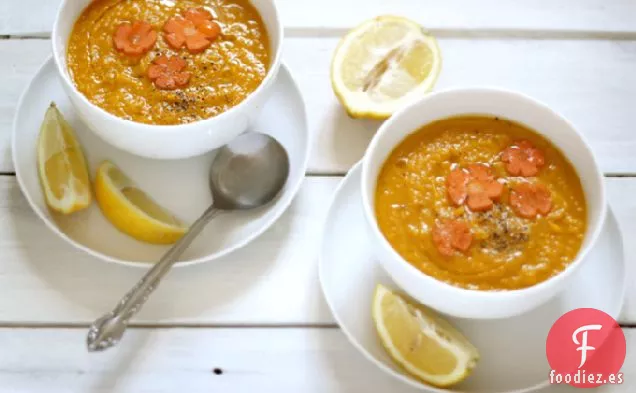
[94,161,186,244]
[37,102,92,214]
[331,16,441,119]
[372,284,479,387]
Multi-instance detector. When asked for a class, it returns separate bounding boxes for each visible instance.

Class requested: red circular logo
[546,308,626,387]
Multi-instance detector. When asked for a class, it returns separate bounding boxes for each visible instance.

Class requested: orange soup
[67,0,270,125]
[375,116,587,290]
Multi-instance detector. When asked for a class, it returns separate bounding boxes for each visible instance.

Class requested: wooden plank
[0,38,635,174]
[0,327,634,392]
[1,0,636,36]
[0,175,634,324]
[283,37,636,175]
[0,39,50,173]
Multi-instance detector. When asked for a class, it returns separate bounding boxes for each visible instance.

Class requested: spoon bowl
[210,133,289,210]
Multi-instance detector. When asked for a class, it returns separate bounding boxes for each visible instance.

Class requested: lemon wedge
[94,161,186,244]
[331,16,441,119]
[37,102,92,214]
[372,284,479,387]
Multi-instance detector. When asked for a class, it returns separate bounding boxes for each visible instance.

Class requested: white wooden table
[1,1,635,392]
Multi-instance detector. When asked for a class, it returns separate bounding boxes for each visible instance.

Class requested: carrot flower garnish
[147,55,191,90]
[447,164,504,212]
[501,140,545,177]
[163,7,221,54]
[432,219,473,257]
[510,183,552,218]
[113,20,157,56]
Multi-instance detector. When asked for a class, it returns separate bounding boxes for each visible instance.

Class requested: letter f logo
[572,324,602,368]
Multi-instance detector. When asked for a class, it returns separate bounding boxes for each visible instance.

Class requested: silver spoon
[86,133,290,352]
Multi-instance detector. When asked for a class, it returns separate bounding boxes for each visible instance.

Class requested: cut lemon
[94,161,186,244]
[372,284,479,387]
[37,102,91,214]
[331,16,441,119]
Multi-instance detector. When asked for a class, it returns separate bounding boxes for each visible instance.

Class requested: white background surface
[0,1,635,392]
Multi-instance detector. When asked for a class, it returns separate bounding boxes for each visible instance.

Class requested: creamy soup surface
[375,116,587,290]
[67,0,270,125]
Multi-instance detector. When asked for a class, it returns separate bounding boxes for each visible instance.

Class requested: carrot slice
[510,183,552,219]
[501,140,546,177]
[432,219,472,257]
[184,7,213,26]
[163,18,187,49]
[185,32,213,53]
[113,20,157,56]
[447,168,469,205]
[465,184,494,212]
[447,164,503,212]
[163,8,221,53]
[466,164,503,211]
[147,55,191,90]
[198,20,221,39]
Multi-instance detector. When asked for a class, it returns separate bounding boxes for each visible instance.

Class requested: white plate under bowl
[319,163,625,393]
[13,58,309,267]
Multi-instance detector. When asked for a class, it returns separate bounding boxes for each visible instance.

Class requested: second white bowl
[361,88,607,319]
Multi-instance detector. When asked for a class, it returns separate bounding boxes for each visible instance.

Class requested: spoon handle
[87,205,221,352]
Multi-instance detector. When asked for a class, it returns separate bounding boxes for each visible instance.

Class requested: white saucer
[319,163,625,393]
[13,58,309,267]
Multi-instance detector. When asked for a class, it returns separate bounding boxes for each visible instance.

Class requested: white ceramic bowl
[361,88,607,319]
[51,0,283,159]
